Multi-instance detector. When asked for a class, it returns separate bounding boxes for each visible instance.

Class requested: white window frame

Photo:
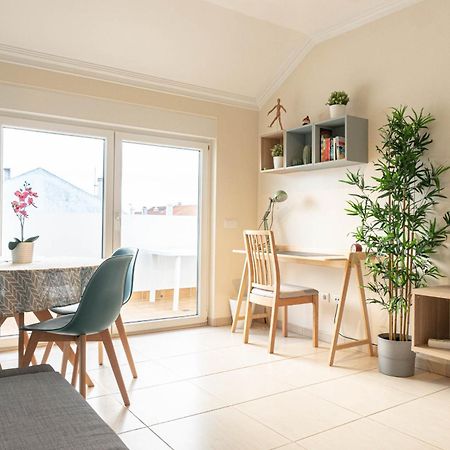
[0,115,212,347]
[113,131,210,332]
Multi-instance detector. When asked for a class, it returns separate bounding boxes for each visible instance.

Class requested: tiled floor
[1,325,449,449]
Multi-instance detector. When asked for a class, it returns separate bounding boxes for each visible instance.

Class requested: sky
[3,127,200,210]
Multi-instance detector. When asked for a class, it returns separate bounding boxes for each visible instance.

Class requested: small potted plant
[9,181,39,264]
[343,106,450,377]
[271,143,283,169]
[326,91,349,118]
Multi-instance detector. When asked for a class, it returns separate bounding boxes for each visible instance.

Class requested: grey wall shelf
[260,115,368,173]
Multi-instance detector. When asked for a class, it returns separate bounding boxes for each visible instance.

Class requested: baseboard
[208,316,232,327]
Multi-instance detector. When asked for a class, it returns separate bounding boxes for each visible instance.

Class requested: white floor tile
[159,344,283,379]
[371,388,450,449]
[151,406,289,450]
[304,370,415,415]
[237,388,359,440]
[87,395,144,433]
[299,418,438,450]
[119,427,171,450]
[125,380,226,426]
[192,363,296,405]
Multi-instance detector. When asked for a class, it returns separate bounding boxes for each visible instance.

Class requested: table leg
[356,259,374,356]
[172,255,182,311]
[33,310,94,387]
[16,313,24,368]
[231,257,248,333]
[328,259,352,366]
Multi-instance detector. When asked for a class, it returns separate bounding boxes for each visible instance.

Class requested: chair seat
[22,314,75,334]
[251,284,318,299]
[51,303,79,315]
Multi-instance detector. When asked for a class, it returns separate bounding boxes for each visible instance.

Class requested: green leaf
[25,236,39,243]
[8,240,20,250]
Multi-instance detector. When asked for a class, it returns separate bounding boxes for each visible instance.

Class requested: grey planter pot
[378,333,416,377]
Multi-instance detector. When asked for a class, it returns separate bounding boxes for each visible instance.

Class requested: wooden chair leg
[268,305,279,354]
[61,343,70,377]
[282,306,288,337]
[41,342,53,364]
[312,296,319,348]
[79,335,87,399]
[22,331,37,366]
[98,342,104,366]
[71,343,80,387]
[101,329,130,406]
[22,332,40,367]
[115,314,138,378]
[243,299,253,344]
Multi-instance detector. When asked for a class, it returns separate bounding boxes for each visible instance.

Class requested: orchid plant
[9,181,39,250]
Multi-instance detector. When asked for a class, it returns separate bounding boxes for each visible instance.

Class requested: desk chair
[243,230,319,353]
[42,248,139,379]
[22,254,133,406]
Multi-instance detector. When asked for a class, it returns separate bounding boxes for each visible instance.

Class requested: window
[1,126,106,258]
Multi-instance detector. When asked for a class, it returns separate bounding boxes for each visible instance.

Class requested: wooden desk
[231,248,374,365]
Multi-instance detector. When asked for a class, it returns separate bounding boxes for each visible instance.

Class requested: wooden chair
[22,255,133,405]
[243,230,319,353]
[42,247,139,379]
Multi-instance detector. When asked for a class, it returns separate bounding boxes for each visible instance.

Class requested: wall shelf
[260,115,368,173]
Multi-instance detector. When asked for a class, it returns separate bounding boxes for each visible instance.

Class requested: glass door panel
[118,139,201,323]
[0,124,106,338]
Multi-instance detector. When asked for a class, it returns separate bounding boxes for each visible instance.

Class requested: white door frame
[0,116,114,349]
[113,131,210,332]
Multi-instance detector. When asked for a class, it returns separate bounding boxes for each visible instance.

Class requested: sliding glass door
[0,118,209,343]
[114,133,209,329]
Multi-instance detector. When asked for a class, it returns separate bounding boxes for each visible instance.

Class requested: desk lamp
[260,190,288,230]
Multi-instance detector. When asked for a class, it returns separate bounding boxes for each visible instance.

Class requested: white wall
[258,0,450,369]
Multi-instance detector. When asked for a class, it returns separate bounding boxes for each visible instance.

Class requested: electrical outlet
[333,294,340,303]
[320,292,330,302]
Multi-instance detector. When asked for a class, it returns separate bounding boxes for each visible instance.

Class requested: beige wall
[0,62,259,322]
[259,0,450,368]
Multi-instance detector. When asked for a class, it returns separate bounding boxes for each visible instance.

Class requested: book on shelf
[331,136,346,160]
[320,131,346,162]
[320,129,332,162]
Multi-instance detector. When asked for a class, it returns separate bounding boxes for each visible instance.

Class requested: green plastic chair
[22,254,133,405]
[42,248,139,378]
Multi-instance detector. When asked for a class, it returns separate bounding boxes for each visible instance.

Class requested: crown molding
[0,0,422,112]
[256,0,423,108]
[0,43,258,111]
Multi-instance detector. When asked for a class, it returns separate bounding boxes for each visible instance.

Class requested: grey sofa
[0,364,127,450]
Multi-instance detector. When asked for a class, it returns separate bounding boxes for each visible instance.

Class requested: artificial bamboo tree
[343,106,450,342]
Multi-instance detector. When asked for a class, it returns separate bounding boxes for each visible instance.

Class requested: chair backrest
[112,247,139,304]
[61,254,133,335]
[243,230,280,294]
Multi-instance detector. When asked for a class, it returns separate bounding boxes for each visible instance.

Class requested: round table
[0,258,101,367]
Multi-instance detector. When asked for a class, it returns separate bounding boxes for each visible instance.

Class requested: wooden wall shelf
[260,115,368,173]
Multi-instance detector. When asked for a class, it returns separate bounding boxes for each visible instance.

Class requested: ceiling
[0,0,421,109]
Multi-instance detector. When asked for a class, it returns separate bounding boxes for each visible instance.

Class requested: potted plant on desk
[9,181,39,264]
[343,106,450,377]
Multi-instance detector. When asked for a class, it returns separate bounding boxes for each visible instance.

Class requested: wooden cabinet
[412,286,450,361]
[260,115,368,173]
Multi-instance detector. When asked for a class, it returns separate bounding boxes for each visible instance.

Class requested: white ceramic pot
[11,242,34,264]
[329,104,346,118]
[273,156,283,169]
